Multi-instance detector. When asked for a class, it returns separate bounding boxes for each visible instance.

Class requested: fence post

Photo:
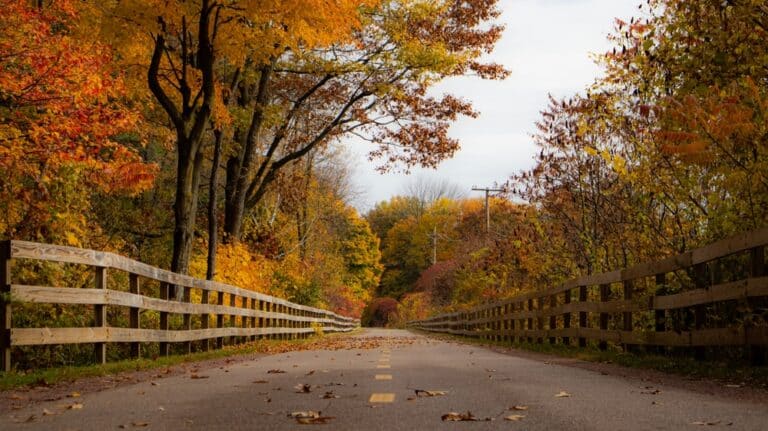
[623,279,633,352]
[216,291,224,348]
[250,298,257,342]
[536,297,544,344]
[94,267,107,364]
[653,273,666,354]
[159,283,170,356]
[578,285,587,347]
[693,263,708,361]
[229,293,236,345]
[599,284,610,351]
[1,241,11,372]
[129,274,141,359]
[549,295,557,345]
[182,286,192,354]
[750,246,766,366]
[200,289,210,351]
[563,289,571,346]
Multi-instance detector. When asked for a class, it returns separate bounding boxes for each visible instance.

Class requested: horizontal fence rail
[0,240,359,372]
[409,227,768,362]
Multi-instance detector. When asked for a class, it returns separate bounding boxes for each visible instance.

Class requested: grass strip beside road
[0,330,362,391]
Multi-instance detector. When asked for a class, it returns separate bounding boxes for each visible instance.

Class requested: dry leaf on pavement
[505,414,526,421]
[415,389,448,397]
[294,383,312,393]
[555,391,571,398]
[441,411,492,422]
[510,405,529,411]
[691,420,721,426]
[68,402,83,410]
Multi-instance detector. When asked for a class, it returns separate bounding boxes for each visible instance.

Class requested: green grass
[411,329,768,388]
[0,330,360,391]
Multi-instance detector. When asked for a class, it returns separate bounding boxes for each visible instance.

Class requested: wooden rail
[409,227,768,361]
[0,240,359,372]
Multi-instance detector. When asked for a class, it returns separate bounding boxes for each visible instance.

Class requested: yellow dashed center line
[375,374,392,380]
[369,393,396,403]
[376,364,391,369]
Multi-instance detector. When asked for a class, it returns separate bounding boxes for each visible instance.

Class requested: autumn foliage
[0,1,156,244]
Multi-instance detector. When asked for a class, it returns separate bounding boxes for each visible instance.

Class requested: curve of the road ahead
[2,329,768,430]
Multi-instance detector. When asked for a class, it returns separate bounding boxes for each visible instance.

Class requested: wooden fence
[409,228,768,362]
[0,240,359,372]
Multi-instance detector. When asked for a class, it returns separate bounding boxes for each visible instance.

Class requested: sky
[347,0,643,211]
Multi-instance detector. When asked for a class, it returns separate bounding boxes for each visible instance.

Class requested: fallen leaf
[554,391,571,398]
[132,421,150,427]
[724,384,742,388]
[294,383,312,393]
[190,374,209,379]
[253,380,269,384]
[150,382,159,386]
[296,415,335,424]
[510,405,528,411]
[306,370,315,376]
[289,411,321,419]
[267,369,286,374]
[42,408,55,416]
[691,420,721,426]
[441,411,492,422]
[68,392,81,398]
[641,389,661,395]
[322,391,340,399]
[505,414,526,421]
[68,402,83,410]
[415,389,448,397]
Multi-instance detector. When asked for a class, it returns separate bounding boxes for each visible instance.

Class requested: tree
[103,0,369,277]
[0,0,155,243]
[220,0,508,243]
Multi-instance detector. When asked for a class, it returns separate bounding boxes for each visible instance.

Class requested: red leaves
[0,0,156,240]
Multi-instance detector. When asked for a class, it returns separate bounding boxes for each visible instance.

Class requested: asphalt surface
[2,329,768,430]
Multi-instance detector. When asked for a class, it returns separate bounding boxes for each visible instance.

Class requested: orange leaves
[0,0,155,241]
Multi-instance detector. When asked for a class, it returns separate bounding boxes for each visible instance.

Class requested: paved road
[3,329,767,430]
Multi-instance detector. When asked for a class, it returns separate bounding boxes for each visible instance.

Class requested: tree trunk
[207,130,223,280]
[223,64,273,243]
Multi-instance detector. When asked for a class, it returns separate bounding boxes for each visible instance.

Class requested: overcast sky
[347,0,643,211]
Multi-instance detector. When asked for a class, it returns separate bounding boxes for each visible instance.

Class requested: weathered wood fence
[409,228,768,362]
[0,241,359,372]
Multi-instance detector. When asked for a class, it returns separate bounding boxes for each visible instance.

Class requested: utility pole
[431,225,437,265]
[471,186,504,235]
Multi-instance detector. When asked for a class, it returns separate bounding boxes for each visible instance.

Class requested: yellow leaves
[65,232,81,247]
